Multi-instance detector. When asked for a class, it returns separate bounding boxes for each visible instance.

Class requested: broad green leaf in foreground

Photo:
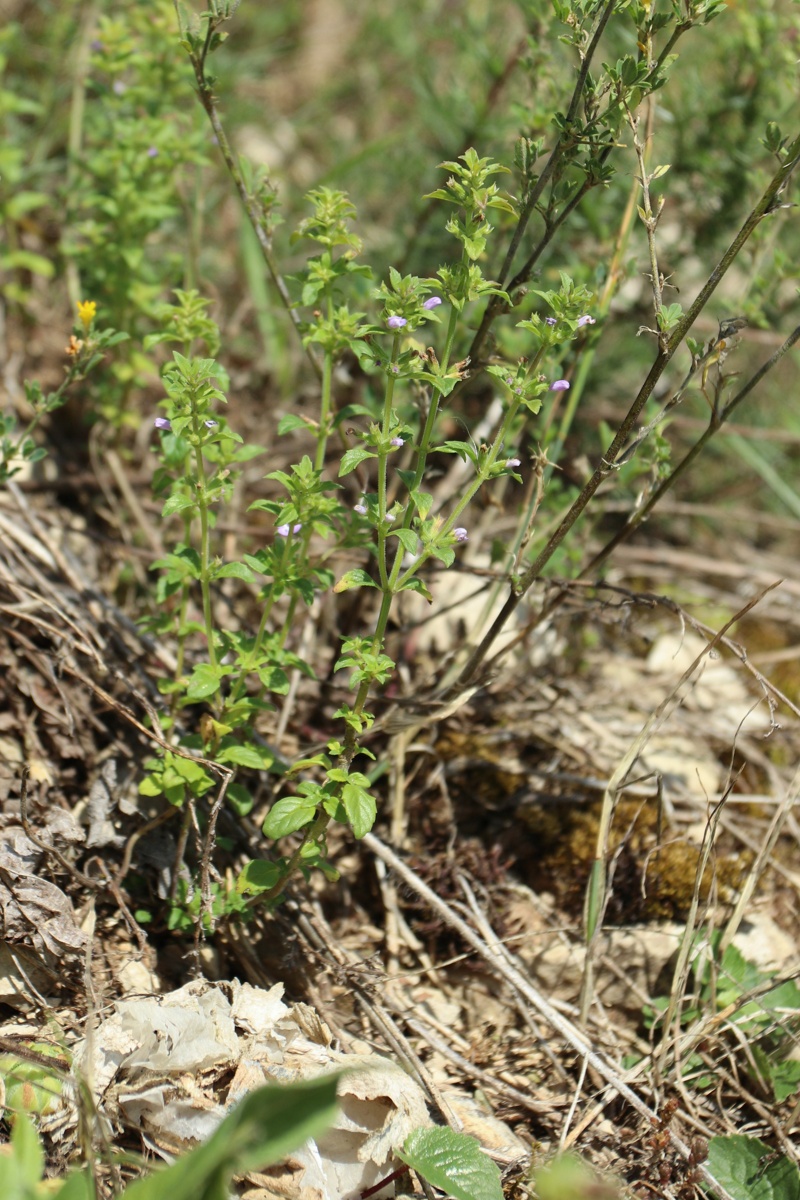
[399,1126,503,1200]
[120,1075,340,1200]
[706,1135,800,1200]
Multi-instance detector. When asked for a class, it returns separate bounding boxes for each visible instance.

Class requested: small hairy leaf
[399,1127,503,1200]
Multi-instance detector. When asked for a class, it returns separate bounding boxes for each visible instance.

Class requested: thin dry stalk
[653,793,729,1077]
[720,760,800,952]
[579,585,778,1023]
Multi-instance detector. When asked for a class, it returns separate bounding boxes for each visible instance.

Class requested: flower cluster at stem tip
[77,300,97,331]
[386,294,443,329]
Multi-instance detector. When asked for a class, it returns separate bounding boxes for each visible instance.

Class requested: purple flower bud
[387,315,407,330]
[505,458,521,468]
[550,379,570,391]
[154,417,172,431]
[384,513,396,523]
[423,296,443,310]
[505,377,514,386]
[453,527,469,543]
[390,436,403,447]
[277,523,302,537]
[544,317,557,326]
[576,315,596,327]
[354,504,368,515]
[204,419,218,427]
[147,146,159,158]
[90,40,103,51]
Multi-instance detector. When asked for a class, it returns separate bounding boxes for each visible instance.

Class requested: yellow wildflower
[77,300,97,330]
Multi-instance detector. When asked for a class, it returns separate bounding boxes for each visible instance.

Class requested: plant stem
[193,443,217,672]
[179,5,321,379]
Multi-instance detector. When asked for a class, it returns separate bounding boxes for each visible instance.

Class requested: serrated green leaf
[342,783,376,838]
[278,413,311,434]
[217,743,274,769]
[398,577,433,602]
[185,663,224,701]
[213,561,256,582]
[333,568,377,593]
[389,527,419,555]
[262,795,316,838]
[236,859,282,895]
[399,1127,503,1200]
[706,1136,800,1200]
[339,446,376,477]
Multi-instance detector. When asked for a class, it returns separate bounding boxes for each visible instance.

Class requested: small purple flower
[423,296,443,310]
[384,513,396,523]
[354,503,368,515]
[147,146,159,158]
[550,379,570,391]
[204,419,218,427]
[276,523,302,537]
[90,39,103,52]
[505,377,514,386]
[389,436,404,448]
[113,80,126,96]
[544,317,557,326]
[576,315,596,327]
[505,458,521,468]
[154,417,172,431]
[387,315,407,330]
[453,527,469,543]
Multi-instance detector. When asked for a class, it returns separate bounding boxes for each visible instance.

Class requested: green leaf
[217,743,274,770]
[751,1045,800,1104]
[139,774,164,797]
[263,795,317,838]
[3,249,54,278]
[213,561,256,582]
[185,663,225,701]
[389,527,419,555]
[342,783,377,839]
[9,1114,44,1184]
[236,859,282,895]
[257,666,290,694]
[339,446,376,477]
[226,783,254,817]
[333,568,377,593]
[162,492,196,517]
[398,577,433,602]
[122,1076,340,1200]
[706,1136,800,1200]
[52,1166,96,1199]
[399,1127,503,1200]
[278,413,312,434]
